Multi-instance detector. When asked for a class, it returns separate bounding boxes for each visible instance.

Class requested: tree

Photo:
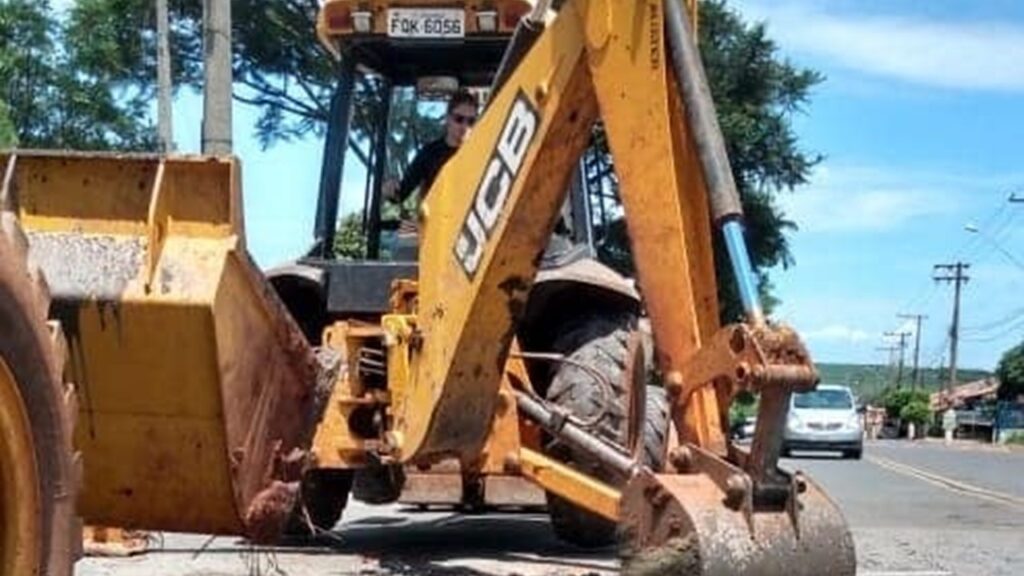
[594,1,821,321]
[62,0,819,318]
[880,388,929,421]
[0,0,156,150]
[0,100,16,147]
[996,341,1024,401]
[899,399,930,427]
[332,212,366,259]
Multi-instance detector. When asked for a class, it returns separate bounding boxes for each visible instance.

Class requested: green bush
[881,388,930,420]
[899,400,931,426]
[729,390,758,427]
[996,341,1024,401]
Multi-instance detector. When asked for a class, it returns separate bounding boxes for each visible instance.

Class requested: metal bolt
[666,371,685,396]
[669,446,693,472]
[503,454,522,475]
[794,475,808,494]
[645,483,672,508]
[724,474,748,509]
[535,81,549,103]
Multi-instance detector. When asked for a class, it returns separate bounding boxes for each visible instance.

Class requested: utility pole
[883,330,912,388]
[202,0,232,154]
[897,314,927,390]
[934,262,970,395]
[156,0,174,152]
[876,345,900,386]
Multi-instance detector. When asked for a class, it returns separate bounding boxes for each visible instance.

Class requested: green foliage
[592,0,822,320]
[0,100,16,147]
[729,390,758,426]
[1005,432,1024,446]
[332,212,367,260]
[880,388,930,420]
[47,0,818,305]
[996,341,1024,401]
[702,0,822,320]
[899,400,931,426]
[0,0,156,150]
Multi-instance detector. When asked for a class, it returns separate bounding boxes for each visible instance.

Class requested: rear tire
[543,314,669,548]
[0,212,78,576]
[351,463,406,505]
[284,469,353,537]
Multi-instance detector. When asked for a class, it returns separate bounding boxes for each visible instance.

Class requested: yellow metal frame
[516,447,620,522]
[386,0,723,468]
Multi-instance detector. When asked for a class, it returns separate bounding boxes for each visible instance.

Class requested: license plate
[388,8,465,39]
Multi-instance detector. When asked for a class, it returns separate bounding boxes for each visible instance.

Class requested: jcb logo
[454,92,539,278]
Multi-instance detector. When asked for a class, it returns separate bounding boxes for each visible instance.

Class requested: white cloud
[735,1,1024,92]
[778,164,968,233]
[803,324,872,344]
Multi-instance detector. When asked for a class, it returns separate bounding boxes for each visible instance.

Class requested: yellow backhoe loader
[0,1,855,574]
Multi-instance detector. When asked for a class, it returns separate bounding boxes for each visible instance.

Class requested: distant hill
[816,363,993,402]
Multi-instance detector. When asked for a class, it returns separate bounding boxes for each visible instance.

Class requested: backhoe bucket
[1,151,324,541]
[621,468,855,576]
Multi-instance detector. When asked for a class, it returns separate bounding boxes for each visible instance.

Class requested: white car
[783,384,863,459]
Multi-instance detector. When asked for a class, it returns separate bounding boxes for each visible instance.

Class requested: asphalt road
[790,440,1024,576]
[76,440,1024,576]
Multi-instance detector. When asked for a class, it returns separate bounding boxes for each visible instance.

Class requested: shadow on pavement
[141,511,615,576]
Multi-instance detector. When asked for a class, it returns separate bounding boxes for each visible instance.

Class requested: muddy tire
[543,314,669,548]
[284,469,353,536]
[351,463,406,505]
[0,211,79,576]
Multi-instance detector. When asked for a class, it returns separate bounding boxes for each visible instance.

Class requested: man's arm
[395,144,432,203]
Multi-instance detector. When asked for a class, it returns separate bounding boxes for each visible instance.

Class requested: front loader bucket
[1,151,324,541]
[620,469,855,576]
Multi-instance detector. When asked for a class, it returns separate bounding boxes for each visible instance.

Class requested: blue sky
[87,0,1023,372]
[728,0,1024,372]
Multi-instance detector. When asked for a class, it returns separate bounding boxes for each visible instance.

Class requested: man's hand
[382,179,400,202]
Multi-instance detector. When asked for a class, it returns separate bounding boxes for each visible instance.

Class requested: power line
[883,330,912,388]
[961,315,1024,343]
[962,306,1024,334]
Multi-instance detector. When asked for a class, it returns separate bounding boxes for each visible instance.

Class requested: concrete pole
[934,263,969,397]
[202,0,232,155]
[156,0,174,152]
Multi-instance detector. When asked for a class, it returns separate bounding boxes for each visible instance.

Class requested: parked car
[783,384,863,459]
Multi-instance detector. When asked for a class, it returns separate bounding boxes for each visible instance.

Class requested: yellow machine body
[0,0,856,573]
[1,152,321,539]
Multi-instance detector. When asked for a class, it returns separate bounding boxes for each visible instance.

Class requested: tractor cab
[270,0,638,348]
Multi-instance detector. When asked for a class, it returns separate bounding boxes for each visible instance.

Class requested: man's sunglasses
[451,113,477,126]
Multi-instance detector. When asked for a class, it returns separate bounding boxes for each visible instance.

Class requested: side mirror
[856,405,866,414]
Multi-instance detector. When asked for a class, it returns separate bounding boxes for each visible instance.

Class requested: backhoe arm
[389,4,599,462]
[388,0,730,468]
[382,2,855,574]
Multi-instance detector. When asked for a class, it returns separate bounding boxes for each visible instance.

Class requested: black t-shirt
[396,137,457,204]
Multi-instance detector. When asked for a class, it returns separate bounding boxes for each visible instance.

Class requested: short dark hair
[447,89,478,114]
